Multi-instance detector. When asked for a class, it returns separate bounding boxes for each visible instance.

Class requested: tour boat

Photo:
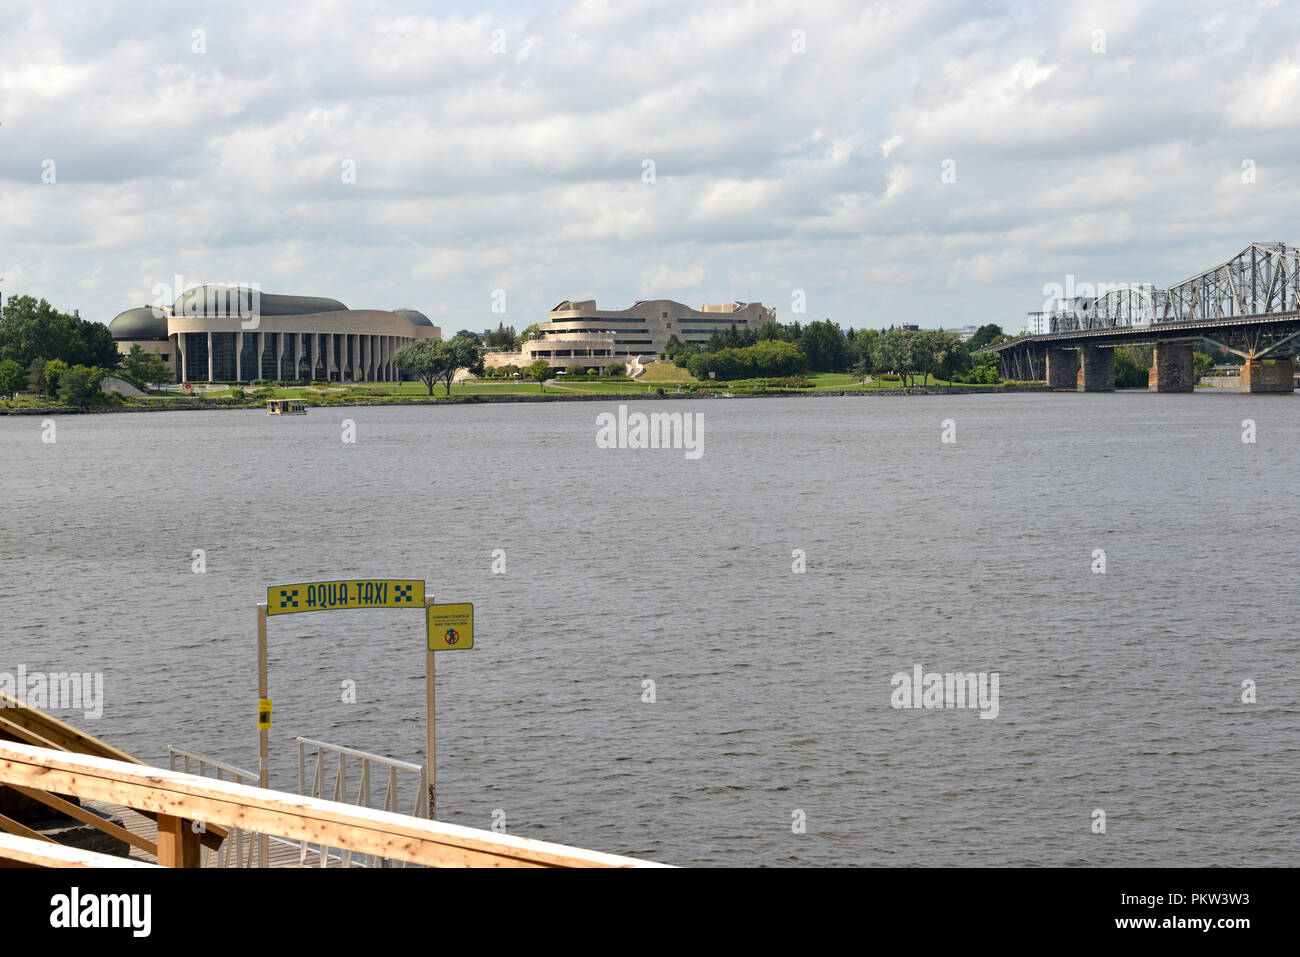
[266,400,307,415]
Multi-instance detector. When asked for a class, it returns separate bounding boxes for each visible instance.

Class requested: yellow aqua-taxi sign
[267,579,425,616]
[427,603,474,651]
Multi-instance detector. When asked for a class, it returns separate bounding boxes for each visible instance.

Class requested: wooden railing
[0,741,666,868]
[0,691,226,855]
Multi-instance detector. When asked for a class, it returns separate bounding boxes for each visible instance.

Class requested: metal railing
[3,740,661,868]
[296,736,429,868]
[167,746,262,867]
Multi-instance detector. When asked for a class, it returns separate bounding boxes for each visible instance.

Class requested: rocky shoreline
[0,384,1054,415]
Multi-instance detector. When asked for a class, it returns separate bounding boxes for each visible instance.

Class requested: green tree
[393,342,440,395]
[1114,348,1149,388]
[1193,351,1214,380]
[57,365,104,407]
[526,359,552,391]
[121,344,172,386]
[69,318,120,369]
[27,357,46,391]
[0,358,26,397]
[43,359,68,397]
[604,362,624,376]
[1,295,74,367]
[394,339,483,396]
[518,323,541,344]
[440,337,486,395]
[933,333,972,384]
[798,320,847,373]
[483,323,517,349]
[967,324,1004,350]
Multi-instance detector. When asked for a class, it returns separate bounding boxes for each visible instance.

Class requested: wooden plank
[155,813,201,868]
[0,692,227,852]
[0,712,66,751]
[0,741,666,868]
[0,691,139,763]
[0,810,56,843]
[7,784,156,856]
[0,832,157,868]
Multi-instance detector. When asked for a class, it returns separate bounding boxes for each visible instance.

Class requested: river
[2,392,1297,865]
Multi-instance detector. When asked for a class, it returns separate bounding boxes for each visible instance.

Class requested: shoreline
[0,384,1056,415]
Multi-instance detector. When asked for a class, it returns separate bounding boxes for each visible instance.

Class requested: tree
[518,323,541,344]
[69,318,120,370]
[1114,348,1149,388]
[0,295,119,370]
[933,333,972,384]
[27,357,46,391]
[1193,351,1214,380]
[394,339,485,396]
[526,359,552,391]
[452,330,483,346]
[43,359,68,397]
[57,365,104,407]
[604,362,624,376]
[0,359,26,398]
[967,324,1004,350]
[393,341,441,395]
[483,323,517,350]
[121,344,172,387]
[798,319,847,373]
[439,337,486,395]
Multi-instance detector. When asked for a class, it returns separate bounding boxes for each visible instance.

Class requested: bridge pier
[1148,342,1195,392]
[1240,357,1294,393]
[1046,348,1078,389]
[1076,346,1115,392]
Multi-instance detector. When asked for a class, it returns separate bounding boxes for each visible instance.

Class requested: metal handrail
[167,746,261,868]
[295,737,429,868]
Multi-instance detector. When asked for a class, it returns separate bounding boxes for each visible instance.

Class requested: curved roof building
[506,298,776,370]
[109,285,441,383]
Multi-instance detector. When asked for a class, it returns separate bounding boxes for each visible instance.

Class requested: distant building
[951,325,979,341]
[108,285,440,383]
[1025,296,1095,335]
[486,298,776,371]
[901,323,920,332]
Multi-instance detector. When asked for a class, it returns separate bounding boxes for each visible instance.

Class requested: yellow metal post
[425,596,436,820]
[257,602,268,867]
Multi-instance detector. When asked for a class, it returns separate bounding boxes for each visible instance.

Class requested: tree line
[665,320,1006,384]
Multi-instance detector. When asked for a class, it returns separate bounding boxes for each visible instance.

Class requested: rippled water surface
[3,392,1298,866]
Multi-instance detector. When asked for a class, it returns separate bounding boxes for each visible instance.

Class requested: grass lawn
[809,373,1001,390]
[636,362,698,384]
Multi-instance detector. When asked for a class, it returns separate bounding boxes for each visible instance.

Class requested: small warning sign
[427,603,474,651]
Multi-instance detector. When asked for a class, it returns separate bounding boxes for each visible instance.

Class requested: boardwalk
[87,801,372,868]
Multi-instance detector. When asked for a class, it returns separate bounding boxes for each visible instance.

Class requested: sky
[1,0,1298,334]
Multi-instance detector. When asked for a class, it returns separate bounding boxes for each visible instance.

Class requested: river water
[2,392,1297,866]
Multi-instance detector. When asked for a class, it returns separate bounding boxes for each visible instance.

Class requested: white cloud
[0,0,1298,332]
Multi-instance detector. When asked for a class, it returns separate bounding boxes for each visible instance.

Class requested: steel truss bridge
[983,243,1300,386]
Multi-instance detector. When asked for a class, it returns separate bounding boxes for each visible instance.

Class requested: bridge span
[982,242,1300,392]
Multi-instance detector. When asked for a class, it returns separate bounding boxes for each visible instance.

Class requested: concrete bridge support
[1148,342,1195,392]
[1076,346,1115,392]
[1046,348,1079,389]
[1240,357,1295,392]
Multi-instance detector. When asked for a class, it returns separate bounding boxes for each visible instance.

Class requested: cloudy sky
[2,0,1297,333]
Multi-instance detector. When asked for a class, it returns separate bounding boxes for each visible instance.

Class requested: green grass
[808,373,1004,390]
[636,363,698,384]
